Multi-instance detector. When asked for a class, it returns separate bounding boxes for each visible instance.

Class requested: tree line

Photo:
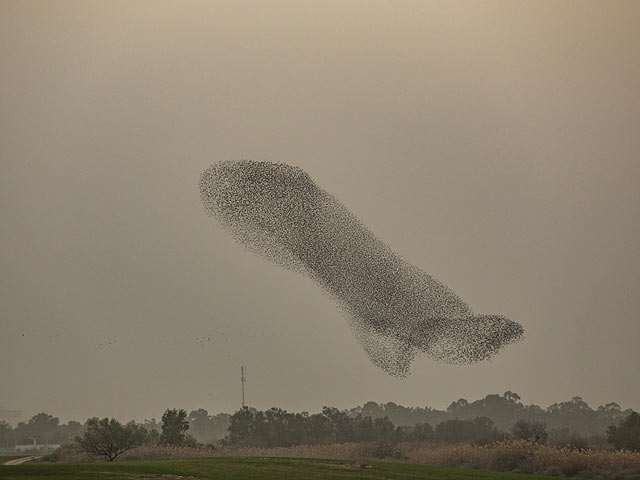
[0,409,230,450]
[2,391,638,460]
[347,392,634,437]
[73,407,640,460]
[224,405,640,453]
[226,406,505,447]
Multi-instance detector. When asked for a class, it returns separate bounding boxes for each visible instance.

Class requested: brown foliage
[46,439,640,479]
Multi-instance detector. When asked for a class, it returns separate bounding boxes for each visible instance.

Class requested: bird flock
[200,160,523,377]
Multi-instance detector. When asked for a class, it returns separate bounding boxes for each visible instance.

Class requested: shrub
[550,428,590,449]
[370,442,405,460]
[512,419,549,444]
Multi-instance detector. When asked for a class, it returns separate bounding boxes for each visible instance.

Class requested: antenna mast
[241,365,246,408]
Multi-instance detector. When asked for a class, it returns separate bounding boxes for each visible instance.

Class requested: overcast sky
[1,0,639,423]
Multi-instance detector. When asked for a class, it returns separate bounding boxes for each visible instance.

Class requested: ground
[0,457,557,480]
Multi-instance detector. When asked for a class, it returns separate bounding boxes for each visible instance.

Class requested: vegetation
[227,406,396,447]
[75,418,147,462]
[0,456,563,479]
[350,393,633,438]
[1,392,636,458]
[511,420,548,444]
[15,432,640,479]
[159,408,193,447]
[1,392,636,480]
[399,440,640,478]
[224,405,629,451]
[8,444,640,480]
[87,442,640,478]
[433,417,503,445]
[187,409,230,444]
[607,412,640,452]
[0,413,82,448]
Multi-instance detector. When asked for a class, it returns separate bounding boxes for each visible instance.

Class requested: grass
[0,456,559,480]
[105,441,640,478]
[40,441,640,478]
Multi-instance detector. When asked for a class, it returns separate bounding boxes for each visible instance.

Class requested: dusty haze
[1,0,639,422]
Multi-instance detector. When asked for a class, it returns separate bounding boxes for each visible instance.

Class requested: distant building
[15,442,60,453]
[0,408,21,426]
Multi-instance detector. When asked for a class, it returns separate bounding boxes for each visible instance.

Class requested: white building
[15,443,60,453]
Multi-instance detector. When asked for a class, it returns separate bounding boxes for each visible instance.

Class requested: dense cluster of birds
[199,160,523,377]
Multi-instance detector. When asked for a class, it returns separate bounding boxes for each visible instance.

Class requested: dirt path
[3,456,41,465]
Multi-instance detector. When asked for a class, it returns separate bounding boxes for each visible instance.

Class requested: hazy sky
[1,1,639,423]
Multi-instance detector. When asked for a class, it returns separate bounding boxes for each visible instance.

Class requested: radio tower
[240,365,247,408]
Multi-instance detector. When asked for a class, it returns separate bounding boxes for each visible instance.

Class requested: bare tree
[76,418,147,461]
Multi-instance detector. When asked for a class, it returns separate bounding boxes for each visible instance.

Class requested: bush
[40,444,91,463]
[370,442,405,460]
[512,419,549,444]
[550,428,590,450]
[541,465,564,477]
[491,441,537,472]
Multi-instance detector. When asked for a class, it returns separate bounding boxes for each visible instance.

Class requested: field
[0,457,558,480]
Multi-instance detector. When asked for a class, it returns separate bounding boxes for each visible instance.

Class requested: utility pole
[240,365,246,409]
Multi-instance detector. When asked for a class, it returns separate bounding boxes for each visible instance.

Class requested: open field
[113,442,640,478]
[0,457,558,480]
[39,441,640,479]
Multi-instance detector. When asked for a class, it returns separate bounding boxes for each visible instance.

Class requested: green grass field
[0,457,557,480]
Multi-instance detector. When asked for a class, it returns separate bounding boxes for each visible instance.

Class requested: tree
[372,417,396,443]
[607,412,640,451]
[503,391,522,404]
[308,411,332,444]
[186,409,230,444]
[228,408,254,446]
[76,418,147,461]
[405,422,434,441]
[600,402,622,414]
[512,419,548,443]
[435,417,500,444]
[447,398,469,413]
[322,406,356,443]
[160,409,190,446]
[0,421,11,448]
[15,412,60,444]
[51,420,85,445]
[187,409,212,443]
